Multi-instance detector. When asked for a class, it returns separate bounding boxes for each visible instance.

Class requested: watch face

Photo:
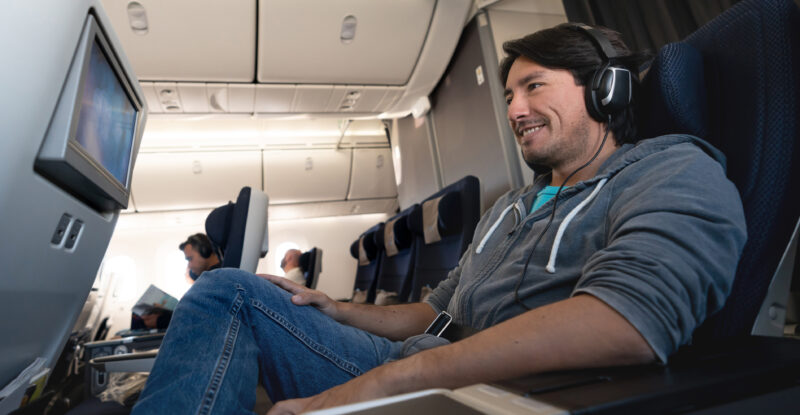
[425,311,452,336]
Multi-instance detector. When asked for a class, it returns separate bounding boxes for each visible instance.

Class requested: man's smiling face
[504,56,596,172]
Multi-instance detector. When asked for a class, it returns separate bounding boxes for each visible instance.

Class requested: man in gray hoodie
[134,24,747,415]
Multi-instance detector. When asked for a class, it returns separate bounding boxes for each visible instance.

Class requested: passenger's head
[179,233,218,278]
[280,249,302,273]
[500,24,651,166]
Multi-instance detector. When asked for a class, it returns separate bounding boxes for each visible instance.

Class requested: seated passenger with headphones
[132,24,746,414]
[180,233,221,283]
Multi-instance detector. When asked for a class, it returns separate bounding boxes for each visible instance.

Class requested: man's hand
[266,366,394,415]
[257,273,341,321]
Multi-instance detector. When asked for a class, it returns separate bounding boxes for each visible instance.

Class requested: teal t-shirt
[531,186,563,214]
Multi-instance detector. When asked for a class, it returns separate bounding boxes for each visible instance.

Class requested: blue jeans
[132,269,403,415]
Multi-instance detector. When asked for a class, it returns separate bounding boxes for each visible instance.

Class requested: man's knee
[187,268,284,303]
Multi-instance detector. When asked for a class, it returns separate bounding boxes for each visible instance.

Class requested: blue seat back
[407,176,480,302]
[374,206,417,304]
[349,223,383,303]
[299,247,322,289]
[206,187,252,268]
[637,0,800,340]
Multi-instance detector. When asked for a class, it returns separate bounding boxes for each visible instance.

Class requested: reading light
[340,15,357,44]
[127,2,149,35]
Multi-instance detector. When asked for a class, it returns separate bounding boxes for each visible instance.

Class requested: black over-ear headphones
[181,233,213,259]
[571,23,632,122]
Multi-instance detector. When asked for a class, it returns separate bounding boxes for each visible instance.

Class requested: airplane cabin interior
[1,0,799,414]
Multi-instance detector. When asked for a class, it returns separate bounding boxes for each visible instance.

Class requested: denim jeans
[131,269,403,415]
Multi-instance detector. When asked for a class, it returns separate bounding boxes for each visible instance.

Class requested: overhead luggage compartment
[100,0,472,116]
[131,151,262,211]
[257,0,435,85]
[348,148,397,200]
[99,0,256,82]
[263,149,352,204]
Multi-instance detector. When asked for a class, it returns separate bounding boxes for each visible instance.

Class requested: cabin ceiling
[99,0,473,118]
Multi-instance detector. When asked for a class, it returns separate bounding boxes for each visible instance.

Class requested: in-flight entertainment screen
[73,39,137,187]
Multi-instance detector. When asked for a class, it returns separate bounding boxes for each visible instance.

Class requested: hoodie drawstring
[476,199,525,254]
[546,178,608,273]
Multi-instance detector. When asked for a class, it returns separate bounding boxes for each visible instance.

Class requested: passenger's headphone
[182,233,213,259]
[571,23,632,122]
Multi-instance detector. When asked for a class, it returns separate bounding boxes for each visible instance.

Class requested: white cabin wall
[99,210,388,336]
[391,116,442,210]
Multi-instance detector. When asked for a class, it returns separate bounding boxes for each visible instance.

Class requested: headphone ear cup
[585,66,632,122]
[199,241,212,258]
[585,69,607,122]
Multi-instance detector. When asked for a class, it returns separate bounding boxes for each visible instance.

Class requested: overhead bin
[348,148,398,200]
[257,0,435,85]
[98,0,256,82]
[131,151,262,211]
[100,0,471,117]
[263,149,352,204]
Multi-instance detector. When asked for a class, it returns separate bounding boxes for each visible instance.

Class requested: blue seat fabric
[349,223,383,303]
[373,206,417,303]
[637,0,800,340]
[407,176,480,302]
[205,186,252,268]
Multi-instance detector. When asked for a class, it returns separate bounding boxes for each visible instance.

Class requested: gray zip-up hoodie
[423,134,747,363]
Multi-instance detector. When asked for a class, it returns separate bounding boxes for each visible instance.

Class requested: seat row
[348,176,481,305]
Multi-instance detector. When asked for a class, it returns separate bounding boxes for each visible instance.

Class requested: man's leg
[132,269,401,415]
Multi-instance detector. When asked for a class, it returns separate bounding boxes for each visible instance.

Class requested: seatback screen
[74,39,137,187]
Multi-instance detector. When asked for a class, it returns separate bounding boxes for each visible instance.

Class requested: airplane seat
[76,187,270,409]
[204,186,270,273]
[348,225,383,303]
[299,247,323,289]
[373,206,418,305]
[407,176,480,302]
[0,1,147,412]
[635,0,800,341]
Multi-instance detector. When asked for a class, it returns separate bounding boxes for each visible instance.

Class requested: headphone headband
[571,23,621,61]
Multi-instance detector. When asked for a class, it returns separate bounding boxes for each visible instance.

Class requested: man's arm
[259,274,437,341]
[268,294,655,414]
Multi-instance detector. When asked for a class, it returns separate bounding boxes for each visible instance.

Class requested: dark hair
[179,233,213,259]
[499,23,652,145]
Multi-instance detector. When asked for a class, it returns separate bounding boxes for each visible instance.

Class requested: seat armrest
[89,350,158,373]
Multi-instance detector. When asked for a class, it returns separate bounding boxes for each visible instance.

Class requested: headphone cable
[513,117,612,310]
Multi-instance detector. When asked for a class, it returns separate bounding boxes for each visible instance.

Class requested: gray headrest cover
[384,217,400,257]
[422,195,444,244]
[358,235,369,266]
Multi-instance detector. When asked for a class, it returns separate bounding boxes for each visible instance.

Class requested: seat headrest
[375,207,415,256]
[204,186,253,268]
[349,228,381,265]
[637,42,708,139]
[408,191,462,244]
[299,251,310,272]
[205,201,234,253]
